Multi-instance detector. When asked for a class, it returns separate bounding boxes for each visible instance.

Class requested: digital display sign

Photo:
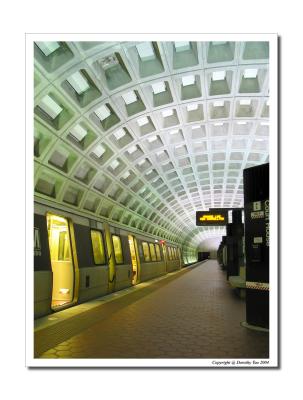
[196,211,228,226]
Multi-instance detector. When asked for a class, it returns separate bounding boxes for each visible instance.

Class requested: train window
[171,247,175,259]
[47,214,71,262]
[142,242,150,262]
[112,235,124,264]
[90,230,106,265]
[149,243,157,261]
[155,244,161,261]
[168,247,173,261]
[173,248,177,259]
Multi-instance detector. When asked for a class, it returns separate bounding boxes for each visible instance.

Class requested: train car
[34,201,183,319]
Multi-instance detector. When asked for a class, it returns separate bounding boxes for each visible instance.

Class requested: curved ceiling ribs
[34,40,269,249]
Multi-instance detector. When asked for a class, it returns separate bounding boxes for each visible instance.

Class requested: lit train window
[142,242,150,262]
[172,247,175,260]
[173,248,177,259]
[90,230,106,265]
[112,235,124,264]
[155,244,161,261]
[149,243,157,261]
[47,214,71,262]
[168,247,173,261]
[171,247,175,259]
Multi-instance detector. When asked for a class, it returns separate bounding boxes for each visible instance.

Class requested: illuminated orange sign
[196,211,227,226]
[199,214,225,221]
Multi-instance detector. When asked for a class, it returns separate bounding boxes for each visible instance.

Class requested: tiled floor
[36,260,269,359]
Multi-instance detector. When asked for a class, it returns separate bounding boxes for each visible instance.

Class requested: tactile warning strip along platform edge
[34,262,205,357]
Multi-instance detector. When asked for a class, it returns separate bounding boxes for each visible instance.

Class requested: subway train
[34,201,183,319]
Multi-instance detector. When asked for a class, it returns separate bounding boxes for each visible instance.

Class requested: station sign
[196,211,228,226]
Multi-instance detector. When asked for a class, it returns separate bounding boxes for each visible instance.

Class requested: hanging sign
[196,211,228,226]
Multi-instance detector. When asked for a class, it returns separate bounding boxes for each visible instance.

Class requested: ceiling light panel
[137,116,149,126]
[212,71,226,81]
[39,95,63,119]
[67,71,90,94]
[244,68,258,78]
[174,41,191,52]
[92,144,106,158]
[122,91,137,105]
[69,124,87,142]
[136,42,155,61]
[182,75,195,86]
[36,41,60,56]
[95,105,111,121]
[113,128,126,140]
[152,81,166,94]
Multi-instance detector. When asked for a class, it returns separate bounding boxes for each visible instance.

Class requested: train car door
[47,213,76,309]
[128,235,140,284]
[161,241,168,272]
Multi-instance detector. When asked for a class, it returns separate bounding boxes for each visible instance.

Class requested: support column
[243,163,269,330]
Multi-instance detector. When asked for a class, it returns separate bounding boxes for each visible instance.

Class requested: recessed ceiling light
[211,41,227,46]
[214,122,224,126]
[152,81,166,94]
[122,91,137,105]
[260,122,269,126]
[182,75,195,86]
[137,116,149,126]
[136,42,155,61]
[146,169,153,175]
[169,129,179,135]
[92,144,106,158]
[187,104,199,112]
[39,95,63,119]
[67,71,90,95]
[95,105,111,121]
[174,41,191,52]
[213,100,224,107]
[110,160,120,170]
[122,171,131,179]
[237,121,247,125]
[192,125,201,130]
[148,135,158,143]
[127,145,138,154]
[36,41,60,56]
[212,71,226,81]
[266,99,270,106]
[137,159,146,166]
[156,150,165,156]
[113,128,126,140]
[244,68,258,79]
[162,109,174,118]
[69,124,87,141]
[240,99,251,106]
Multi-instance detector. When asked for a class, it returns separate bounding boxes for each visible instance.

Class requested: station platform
[34,260,269,359]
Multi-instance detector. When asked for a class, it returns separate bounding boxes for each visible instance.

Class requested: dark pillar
[243,163,269,329]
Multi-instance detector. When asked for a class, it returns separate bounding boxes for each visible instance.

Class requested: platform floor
[35,260,269,359]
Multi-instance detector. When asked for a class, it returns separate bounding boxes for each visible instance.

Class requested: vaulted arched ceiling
[34,40,269,248]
